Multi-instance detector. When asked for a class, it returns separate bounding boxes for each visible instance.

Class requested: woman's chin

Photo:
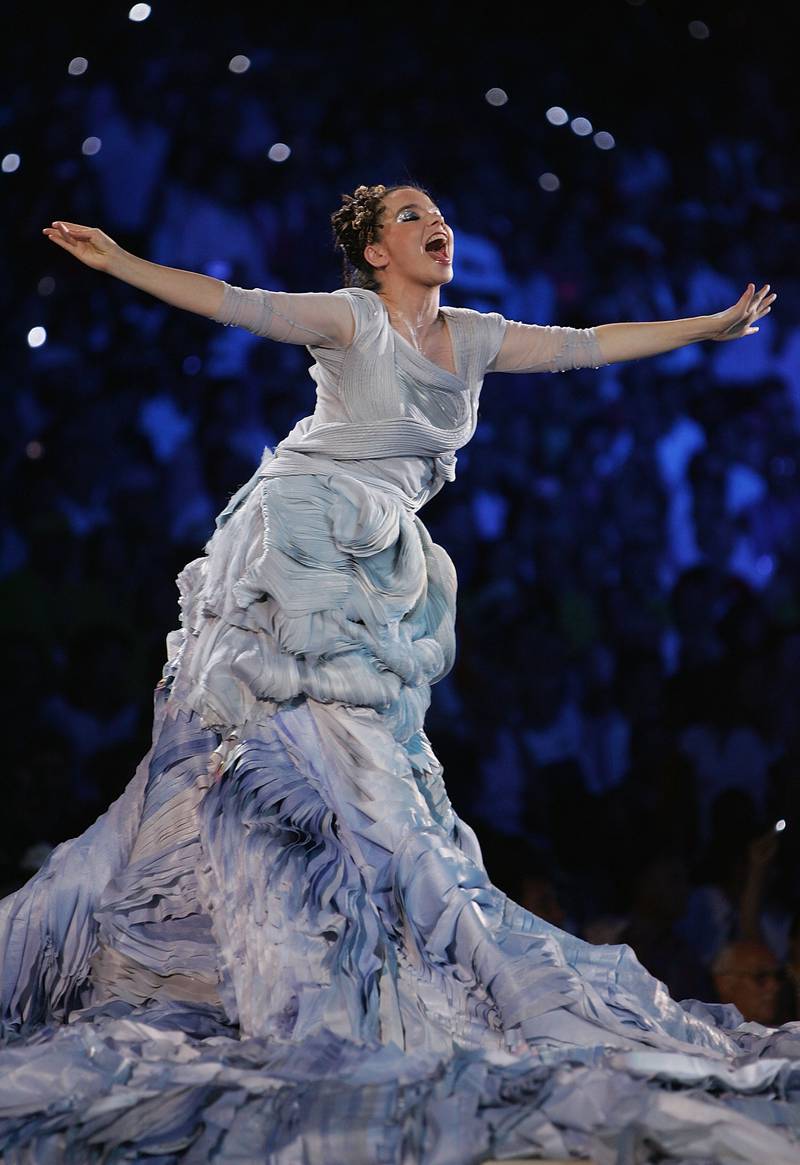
[413,262,455,289]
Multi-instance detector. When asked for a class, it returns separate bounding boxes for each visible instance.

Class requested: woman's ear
[364,242,388,271]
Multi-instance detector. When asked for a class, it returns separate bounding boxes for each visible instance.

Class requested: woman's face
[365,186,454,289]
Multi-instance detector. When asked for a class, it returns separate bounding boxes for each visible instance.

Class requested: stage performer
[0,183,793,1164]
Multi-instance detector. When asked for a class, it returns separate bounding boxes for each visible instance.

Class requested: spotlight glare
[593,130,616,150]
[205,258,232,280]
[81,137,102,156]
[128,3,151,21]
[68,57,89,76]
[775,818,787,833]
[268,142,291,163]
[485,87,508,107]
[546,106,569,126]
[28,326,47,348]
[228,54,251,74]
[2,153,21,173]
[570,116,593,137]
[539,172,560,192]
[688,19,710,39]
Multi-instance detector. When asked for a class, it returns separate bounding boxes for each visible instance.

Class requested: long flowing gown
[2,283,800,1164]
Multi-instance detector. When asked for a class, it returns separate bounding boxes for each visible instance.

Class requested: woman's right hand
[41,221,122,272]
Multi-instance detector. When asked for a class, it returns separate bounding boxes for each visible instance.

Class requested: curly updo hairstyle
[330,182,430,291]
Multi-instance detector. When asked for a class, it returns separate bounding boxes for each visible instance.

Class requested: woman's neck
[377,279,442,346]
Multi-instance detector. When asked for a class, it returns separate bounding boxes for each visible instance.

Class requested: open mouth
[425,234,451,264]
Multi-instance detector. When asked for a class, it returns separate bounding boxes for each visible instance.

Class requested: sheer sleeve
[212,283,355,348]
[488,319,607,374]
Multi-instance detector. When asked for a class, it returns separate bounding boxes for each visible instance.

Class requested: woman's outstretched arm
[490,283,777,374]
[593,283,776,363]
[41,220,355,348]
[43,220,226,316]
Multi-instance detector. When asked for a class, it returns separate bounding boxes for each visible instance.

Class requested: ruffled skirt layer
[167,463,455,746]
[2,465,800,1162]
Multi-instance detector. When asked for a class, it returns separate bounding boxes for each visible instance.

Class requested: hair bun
[330,184,389,290]
[330,181,429,291]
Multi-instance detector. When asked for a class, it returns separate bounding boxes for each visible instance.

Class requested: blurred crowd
[3,7,800,1026]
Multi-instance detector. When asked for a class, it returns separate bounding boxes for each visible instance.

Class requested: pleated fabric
[2,290,800,1163]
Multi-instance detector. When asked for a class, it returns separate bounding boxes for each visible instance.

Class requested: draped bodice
[261,288,508,511]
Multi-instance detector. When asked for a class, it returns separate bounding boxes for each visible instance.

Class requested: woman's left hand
[708,283,777,342]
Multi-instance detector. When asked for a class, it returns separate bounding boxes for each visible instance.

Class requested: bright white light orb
[538,172,560,192]
[570,117,593,137]
[81,137,102,156]
[593,131,616,150]
[129,3,151,21]
[546,106,569,126]
[28,327,47,348]
[2,154,20,173]
[68,57,88,76]
[775,819,787,833]
[268,142,291,163]
[229,55,251,74]
[485,87,508,107]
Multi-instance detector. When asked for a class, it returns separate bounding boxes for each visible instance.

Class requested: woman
[1,184,793,1163]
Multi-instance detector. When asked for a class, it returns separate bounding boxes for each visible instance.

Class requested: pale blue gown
[2,284,800,1163]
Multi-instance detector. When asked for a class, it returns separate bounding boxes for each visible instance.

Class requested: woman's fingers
[43,223,78,245]
[754,289,776,318]
[49,221,95,245]
[42,228,73,247]
[58,223,89,238]
[741,285,776,320]
[52,220,91,231]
